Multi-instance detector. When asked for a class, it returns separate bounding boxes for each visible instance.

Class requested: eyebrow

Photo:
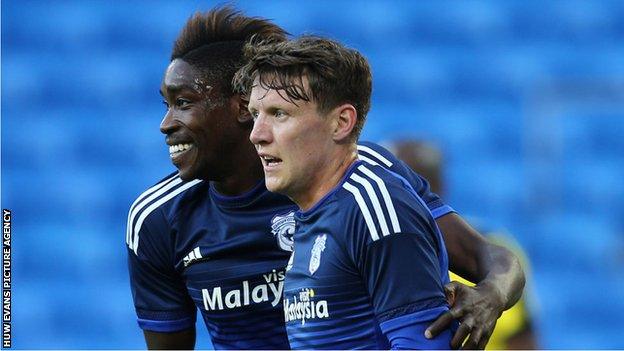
[160,84,198,96]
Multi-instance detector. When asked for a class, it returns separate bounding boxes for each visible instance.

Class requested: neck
[212,139,264,197]
[294,145,358,211]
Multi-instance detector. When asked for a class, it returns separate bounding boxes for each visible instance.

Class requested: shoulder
[356,141,426,191]
[336,163,415,242]
[126,172,205,254]
[356,141,396,168]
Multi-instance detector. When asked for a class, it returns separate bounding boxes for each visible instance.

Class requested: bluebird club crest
[309,234,327,275]
[271,211,295,251]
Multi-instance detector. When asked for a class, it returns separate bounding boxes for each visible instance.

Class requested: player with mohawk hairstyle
[127,8,293,350]
[127,6,525,350]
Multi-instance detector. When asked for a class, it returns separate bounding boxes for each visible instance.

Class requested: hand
[425,281,505,349]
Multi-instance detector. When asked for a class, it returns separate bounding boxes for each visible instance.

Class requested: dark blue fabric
[357,141,454,218]
[380,306,452,349]
[286,162,451,349]
[137,316,196,333]
[128,142,452,349]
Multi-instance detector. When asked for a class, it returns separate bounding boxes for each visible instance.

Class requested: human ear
[332,104,357,142]
[236,95,253,123]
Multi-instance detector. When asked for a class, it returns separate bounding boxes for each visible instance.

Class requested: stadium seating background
[3,0,623,348]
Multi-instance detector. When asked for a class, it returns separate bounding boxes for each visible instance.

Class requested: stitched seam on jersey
[126,173,179,246]
[132,179,203,254]
[343,182,380,241]
[357,165,401,233]
[356,144,393,167]
[376,297,447,323]
[350,173,390,237]
[136,308,195,320]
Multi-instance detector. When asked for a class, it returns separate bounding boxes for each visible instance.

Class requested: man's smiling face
[159,59,241,181]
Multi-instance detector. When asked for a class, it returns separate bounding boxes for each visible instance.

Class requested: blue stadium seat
[4,0,624,348]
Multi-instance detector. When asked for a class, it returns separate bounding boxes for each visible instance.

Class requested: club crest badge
[309,234,327,275]
[271,211,295,252]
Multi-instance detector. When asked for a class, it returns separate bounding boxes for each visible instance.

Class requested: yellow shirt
[449,234,533,350]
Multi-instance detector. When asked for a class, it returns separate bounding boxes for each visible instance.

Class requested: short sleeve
[358,229,454,348]
[358,229,448,322]
[341,169,453,348]
[127,207,196,332]
[357,141,454,219]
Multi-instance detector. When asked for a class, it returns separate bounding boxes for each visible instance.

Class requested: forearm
[436,213,525,310]
[477,242,525,310]
[144,328,196,350]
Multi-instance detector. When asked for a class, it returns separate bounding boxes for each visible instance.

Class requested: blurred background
[3,0,624,348]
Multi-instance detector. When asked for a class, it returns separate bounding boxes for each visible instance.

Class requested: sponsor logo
[183,247,204,267]
[271,211,295,252]
[201,269,285,311]
[309,234,327,275]
[283,288,330,326]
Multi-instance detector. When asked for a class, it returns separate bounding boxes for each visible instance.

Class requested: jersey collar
[209,179,269,208]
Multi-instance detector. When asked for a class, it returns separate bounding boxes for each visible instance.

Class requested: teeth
[261,155,279,164]
[169,143,192,155]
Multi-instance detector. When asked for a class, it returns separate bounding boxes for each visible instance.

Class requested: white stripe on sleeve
[356,145,393,167]
[358,165,401,233]
[131,179,202,254]
[350,173,390,236]
[357,154,380,166]
[126,174,180,246]
[343,182,380,241]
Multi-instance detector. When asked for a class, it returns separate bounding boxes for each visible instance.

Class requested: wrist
[476,279,506,314]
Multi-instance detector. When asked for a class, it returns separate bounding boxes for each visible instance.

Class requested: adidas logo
[183,247,205,267]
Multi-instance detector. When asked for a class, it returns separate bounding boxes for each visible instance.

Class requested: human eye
[274,109,287,119]
[250,109,260,121]
[176,98,191,108]
[162,100,170,110]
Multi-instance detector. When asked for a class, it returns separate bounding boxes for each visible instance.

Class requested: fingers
[425,311,453,339]
[476,329,492,350]
[445,280,464,292]
[450,321,471,349]
[460,326,482,350]
[444,281,463,306]
[425,307,462,339]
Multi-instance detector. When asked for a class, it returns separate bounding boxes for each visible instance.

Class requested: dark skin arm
[427,213,526,349]
[144,328,196,350]
[139,217,523,350]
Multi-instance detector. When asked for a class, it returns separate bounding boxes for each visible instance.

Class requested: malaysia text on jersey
[126,142,455,349]
[284,161,454,349]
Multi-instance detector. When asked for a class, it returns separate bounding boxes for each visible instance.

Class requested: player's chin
[265,177,286,195]
[175,161,201,182]
[177,168,198,182]
[173,152,203,181]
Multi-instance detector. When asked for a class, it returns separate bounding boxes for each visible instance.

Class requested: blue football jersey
[126,142,454,349]
[284,160,453,349]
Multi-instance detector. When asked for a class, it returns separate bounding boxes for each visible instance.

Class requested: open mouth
[169,143,194,160]
[260,154,283,168]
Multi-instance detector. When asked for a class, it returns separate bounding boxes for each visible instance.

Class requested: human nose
[160,109,177,135]
[249,114,272,146]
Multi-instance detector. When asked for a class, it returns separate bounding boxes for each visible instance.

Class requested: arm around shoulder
[436,212,525,310]
[429,212,526,348]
